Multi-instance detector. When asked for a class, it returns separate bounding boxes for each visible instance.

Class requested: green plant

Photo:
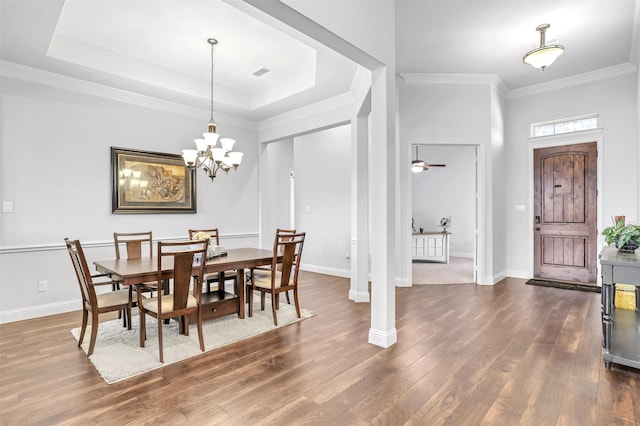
[602,219,640,248]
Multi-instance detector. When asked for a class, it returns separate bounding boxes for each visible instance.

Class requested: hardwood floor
[1,272,639,425]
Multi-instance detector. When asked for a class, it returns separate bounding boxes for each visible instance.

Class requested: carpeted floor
[71,300,316,384]
[412,256,474,284]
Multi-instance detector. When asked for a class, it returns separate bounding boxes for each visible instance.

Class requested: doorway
[411,144,478,284]
[533,142,598,284]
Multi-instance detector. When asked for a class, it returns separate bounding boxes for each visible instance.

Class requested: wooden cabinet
[412,232,450,263]
[599,246,640,370]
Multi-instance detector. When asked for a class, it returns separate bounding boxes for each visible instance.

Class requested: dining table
[94,247,276,321]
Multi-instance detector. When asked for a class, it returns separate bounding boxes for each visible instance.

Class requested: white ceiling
[1,0,639,122]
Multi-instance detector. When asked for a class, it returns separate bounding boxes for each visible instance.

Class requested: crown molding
[400,72,507,96]
[258,91,354,143]
[506,63,637,99]
[0,60,258,130]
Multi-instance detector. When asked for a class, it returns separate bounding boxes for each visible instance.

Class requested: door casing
[528,129,604,283]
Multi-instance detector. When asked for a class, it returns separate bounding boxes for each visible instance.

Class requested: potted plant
[602,218,640,253]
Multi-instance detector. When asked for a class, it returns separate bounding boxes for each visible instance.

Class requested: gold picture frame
[111,147,196,214]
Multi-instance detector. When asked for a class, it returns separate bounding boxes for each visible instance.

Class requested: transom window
[531,114,598,138]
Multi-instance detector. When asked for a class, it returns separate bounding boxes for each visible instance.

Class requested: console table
[412,232,450,263]
[599,246,640,370]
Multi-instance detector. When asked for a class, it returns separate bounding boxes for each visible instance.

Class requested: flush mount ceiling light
[523,24,564,70]
[181,38,243,182]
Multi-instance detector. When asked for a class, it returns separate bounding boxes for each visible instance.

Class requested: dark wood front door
[533,142,597,284]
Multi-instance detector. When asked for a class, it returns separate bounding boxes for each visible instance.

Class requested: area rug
[70,301,316,384]
[525,278,601,293]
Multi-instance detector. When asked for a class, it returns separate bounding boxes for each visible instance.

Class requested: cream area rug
[71,301,316,384]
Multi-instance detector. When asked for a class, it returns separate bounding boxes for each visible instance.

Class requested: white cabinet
[412,232,450,263]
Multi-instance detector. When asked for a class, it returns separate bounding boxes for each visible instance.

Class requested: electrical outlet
[38,280,48,292]
[2,201,13,213]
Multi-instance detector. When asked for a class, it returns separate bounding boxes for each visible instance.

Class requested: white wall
[258,125,351,276]
[505,71,639,277]
[0,75,260,322]
[259,138,294,244]
[411,145,475,257]
[293,125,351,276]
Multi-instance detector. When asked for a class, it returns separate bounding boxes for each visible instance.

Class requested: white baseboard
[349,289,370,303]
[368,327,398,348]
[1,299,80,324]
[301,264,350,278]
[506,269,530,279]
[450,251,474,259]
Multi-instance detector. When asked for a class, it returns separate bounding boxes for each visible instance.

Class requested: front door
[533,142,597,284]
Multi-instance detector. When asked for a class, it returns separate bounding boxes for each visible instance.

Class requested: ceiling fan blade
[424,164,446,167]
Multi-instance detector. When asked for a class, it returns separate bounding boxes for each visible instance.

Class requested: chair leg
[285,291,291,304]
[78,308,88,346]
[261,292,265,311]
[126,306,132,331]
[139,311,146,347]
[271,294,278,326]
[158,317,164,363]
[293,288,301,318]
[197,308,205,352]
[88,311,99,356]
[248,286,253,317]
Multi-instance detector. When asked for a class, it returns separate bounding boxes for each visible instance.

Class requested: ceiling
[1,0,638,122]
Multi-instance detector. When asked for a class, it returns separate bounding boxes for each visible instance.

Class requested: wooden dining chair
[249,228,296,304]
[188,228,237,294]
[138,239,208,363]
[65,238,132,356]
[113,231,158,326]
[247,231,306,326]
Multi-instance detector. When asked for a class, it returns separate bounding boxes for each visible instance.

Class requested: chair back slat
[272,232,305,289]
[173,253,195,310]
[156,239,208,314]
[114,231,153,259]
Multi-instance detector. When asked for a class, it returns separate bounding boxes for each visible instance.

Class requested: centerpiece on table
[602,216,640,253]
[192,231,216,258]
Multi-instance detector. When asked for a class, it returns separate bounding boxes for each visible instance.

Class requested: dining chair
[138,239,208,363]
[188,228,237,294]
[113,231,158,326]
[65,238,132,356]
[249,228,296,304]
[247,231,306,326]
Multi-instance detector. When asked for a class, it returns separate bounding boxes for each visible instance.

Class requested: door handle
[535,215,541,224]
[535,227,540,231]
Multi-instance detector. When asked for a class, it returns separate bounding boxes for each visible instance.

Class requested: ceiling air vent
[252,67,271,77]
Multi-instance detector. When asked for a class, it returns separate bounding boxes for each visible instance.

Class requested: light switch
[513,204,525,212]
[2,201,13,213]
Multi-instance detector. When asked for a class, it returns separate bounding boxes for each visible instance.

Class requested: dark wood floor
[1,273,639,425]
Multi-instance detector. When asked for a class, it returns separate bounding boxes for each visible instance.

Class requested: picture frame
[111,147,196,214]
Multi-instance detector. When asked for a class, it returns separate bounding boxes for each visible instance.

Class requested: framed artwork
[111,147,196,214]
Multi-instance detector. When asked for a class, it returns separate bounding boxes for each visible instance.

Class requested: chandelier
[182,38,243,181]
[522,24,564,70]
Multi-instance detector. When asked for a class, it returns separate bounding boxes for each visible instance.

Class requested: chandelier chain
[210,40,215,124]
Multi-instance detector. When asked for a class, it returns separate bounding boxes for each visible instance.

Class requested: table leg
[217,272,226,299]
[238,267,245,319]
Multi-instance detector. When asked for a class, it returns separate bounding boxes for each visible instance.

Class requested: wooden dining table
[94,247,275,320]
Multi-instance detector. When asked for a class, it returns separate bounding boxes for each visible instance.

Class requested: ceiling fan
[411,146,446,173]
